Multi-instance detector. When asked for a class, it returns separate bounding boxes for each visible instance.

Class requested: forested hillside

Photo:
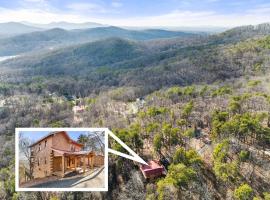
[1,24,270,96]
[0,26,197,56]
[0,23,270,200]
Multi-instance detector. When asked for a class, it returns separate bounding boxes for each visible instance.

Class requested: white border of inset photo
[15,128,109,192]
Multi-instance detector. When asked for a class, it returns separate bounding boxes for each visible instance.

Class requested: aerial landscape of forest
[0,0,270,199]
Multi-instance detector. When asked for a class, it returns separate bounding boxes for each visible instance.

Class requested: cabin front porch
[52,166,94,177]
[51,148,95,177]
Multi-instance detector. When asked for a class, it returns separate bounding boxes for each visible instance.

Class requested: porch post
[62,155,65,177]
[83,155,86,173]
[91,155,94,169]
[74,156,77,169]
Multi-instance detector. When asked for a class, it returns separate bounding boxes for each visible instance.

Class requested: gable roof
[29,131,83,148]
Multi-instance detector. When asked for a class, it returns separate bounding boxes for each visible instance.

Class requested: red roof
[29,131,83,147]
[140,160,165,179]
[73,105,85,113]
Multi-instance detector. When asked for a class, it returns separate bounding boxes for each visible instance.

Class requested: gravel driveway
[29,167,105,188]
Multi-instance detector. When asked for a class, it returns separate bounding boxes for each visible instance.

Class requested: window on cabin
[45,140,47,148]
[38,143,41,151]
[44,157,47,164]
[71,145,75,151]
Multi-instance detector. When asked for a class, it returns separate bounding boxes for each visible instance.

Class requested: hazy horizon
[0,0,270,27]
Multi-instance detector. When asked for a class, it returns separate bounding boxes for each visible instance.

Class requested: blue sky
[0,0,270,27]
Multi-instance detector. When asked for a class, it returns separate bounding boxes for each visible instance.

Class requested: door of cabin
[67,157,75,168]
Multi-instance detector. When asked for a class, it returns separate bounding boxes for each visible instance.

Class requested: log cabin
[29,131,102,178]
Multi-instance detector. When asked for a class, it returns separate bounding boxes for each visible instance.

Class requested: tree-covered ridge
[0,24,270,199]
[1,76,270,199]
[0,26,198,56]
[106,77,269,199]
[1,26,270,100]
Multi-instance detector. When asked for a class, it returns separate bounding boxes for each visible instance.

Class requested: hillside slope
[1,24,270,96]
[0,26,197,56]
[0,23,270,200]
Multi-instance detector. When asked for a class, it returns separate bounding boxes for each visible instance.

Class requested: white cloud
[23,0,45,2]
[19,0,55,12]
[206,0,220,2]
[98,9,270,27]
[0,4,270,27]
[246,3,270,14]
[0,7,90,24]
[66,2,107,13]
[111,2,123,8]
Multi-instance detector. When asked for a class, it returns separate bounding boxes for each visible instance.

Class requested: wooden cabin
[29,131,103,178]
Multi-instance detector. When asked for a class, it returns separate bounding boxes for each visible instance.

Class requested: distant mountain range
[0,22,43,36]
[2,22,270,93]
[3,38,148,73]
[0,26,198,56]
[23,21,106,30]
[0,21,228,38]
[0,21,106,37]
[123,26,229,33]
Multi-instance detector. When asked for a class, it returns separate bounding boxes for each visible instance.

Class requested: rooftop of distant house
[140,160,166,179]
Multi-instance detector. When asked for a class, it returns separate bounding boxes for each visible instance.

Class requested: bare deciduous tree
[19,133,34,179]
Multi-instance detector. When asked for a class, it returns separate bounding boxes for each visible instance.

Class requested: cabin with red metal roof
[140,160,166,179]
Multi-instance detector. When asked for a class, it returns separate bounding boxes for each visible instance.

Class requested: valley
[0,22,269,200]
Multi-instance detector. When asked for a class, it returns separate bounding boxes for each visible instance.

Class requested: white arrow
[107,129,148,165]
